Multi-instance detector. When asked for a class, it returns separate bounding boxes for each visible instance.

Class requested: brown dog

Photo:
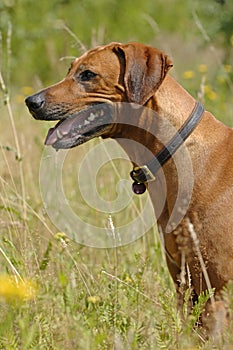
[25,42,233,337]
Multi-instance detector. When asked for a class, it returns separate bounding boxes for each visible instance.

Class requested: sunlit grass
[1,5,233,348]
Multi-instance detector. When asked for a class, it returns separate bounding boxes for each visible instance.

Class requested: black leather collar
[130,101,205,194]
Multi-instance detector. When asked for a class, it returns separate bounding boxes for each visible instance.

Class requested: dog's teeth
[88,113,96,122]
[100,109,104,117]
[56,129,63,139]
[84,120,90,126]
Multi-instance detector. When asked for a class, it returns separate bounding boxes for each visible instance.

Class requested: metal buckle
[133,165,156,182]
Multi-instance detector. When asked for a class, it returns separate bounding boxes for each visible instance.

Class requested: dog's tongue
[44,104,111,146]
[45,127,57,145]
[45,117,76,145]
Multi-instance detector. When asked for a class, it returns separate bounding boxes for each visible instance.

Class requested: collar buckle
[131,165,156,183]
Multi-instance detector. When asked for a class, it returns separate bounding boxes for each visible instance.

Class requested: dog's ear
[114,42,173,105]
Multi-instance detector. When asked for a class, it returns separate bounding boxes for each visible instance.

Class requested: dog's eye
[79,70,97,82]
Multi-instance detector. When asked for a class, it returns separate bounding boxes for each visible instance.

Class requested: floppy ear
[115,42,173,105]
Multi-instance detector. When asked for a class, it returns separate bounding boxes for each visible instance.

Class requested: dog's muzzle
[25,90,115,149]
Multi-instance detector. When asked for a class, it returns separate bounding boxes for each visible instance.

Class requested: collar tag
[132,182,147,195]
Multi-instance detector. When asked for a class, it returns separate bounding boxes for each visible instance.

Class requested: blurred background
[0,1,233,349]
[1,0,232,118]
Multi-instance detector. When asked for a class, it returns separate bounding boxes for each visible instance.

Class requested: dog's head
[25,42,172,149]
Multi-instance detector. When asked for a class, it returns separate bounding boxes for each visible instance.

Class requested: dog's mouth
[44,103,114,149]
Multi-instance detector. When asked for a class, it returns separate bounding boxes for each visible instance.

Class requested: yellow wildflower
[223,64,232,73]
[204,85,217,101]
[87,295,101,304]
[20,86,34,95]
[207,90,217,101]
[217,75,226,84]
[197,64,208,73]
[125,274,132,283]
[54,232,70,244]
[183,70,195,79]
[0,275,37,303]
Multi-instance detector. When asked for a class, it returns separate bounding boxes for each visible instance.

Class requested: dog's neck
[113,75,209,228]
[115,75,200,170]
[114,75,229,230]
[155,75,197,127]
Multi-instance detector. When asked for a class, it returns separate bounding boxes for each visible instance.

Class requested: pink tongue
[45,127,57,145]
[44,117,77,145]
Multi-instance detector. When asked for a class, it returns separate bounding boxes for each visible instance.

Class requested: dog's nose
[25,92,45,113]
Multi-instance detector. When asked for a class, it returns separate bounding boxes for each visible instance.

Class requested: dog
[25,42,233,337]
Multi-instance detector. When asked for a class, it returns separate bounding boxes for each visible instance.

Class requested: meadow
[0,0,233,349]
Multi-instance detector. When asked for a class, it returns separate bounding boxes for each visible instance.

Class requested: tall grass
[0,1,233,349]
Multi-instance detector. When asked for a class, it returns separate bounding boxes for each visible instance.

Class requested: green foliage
[0,0,232,87]
[0,0,233,349]
[194,0,233,48]
[39,240,53,271]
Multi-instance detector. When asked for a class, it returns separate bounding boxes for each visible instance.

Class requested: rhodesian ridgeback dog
[25,42,233,338]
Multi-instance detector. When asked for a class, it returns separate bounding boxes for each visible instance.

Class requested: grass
[1,67,233,350]
[1,2,233,349]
